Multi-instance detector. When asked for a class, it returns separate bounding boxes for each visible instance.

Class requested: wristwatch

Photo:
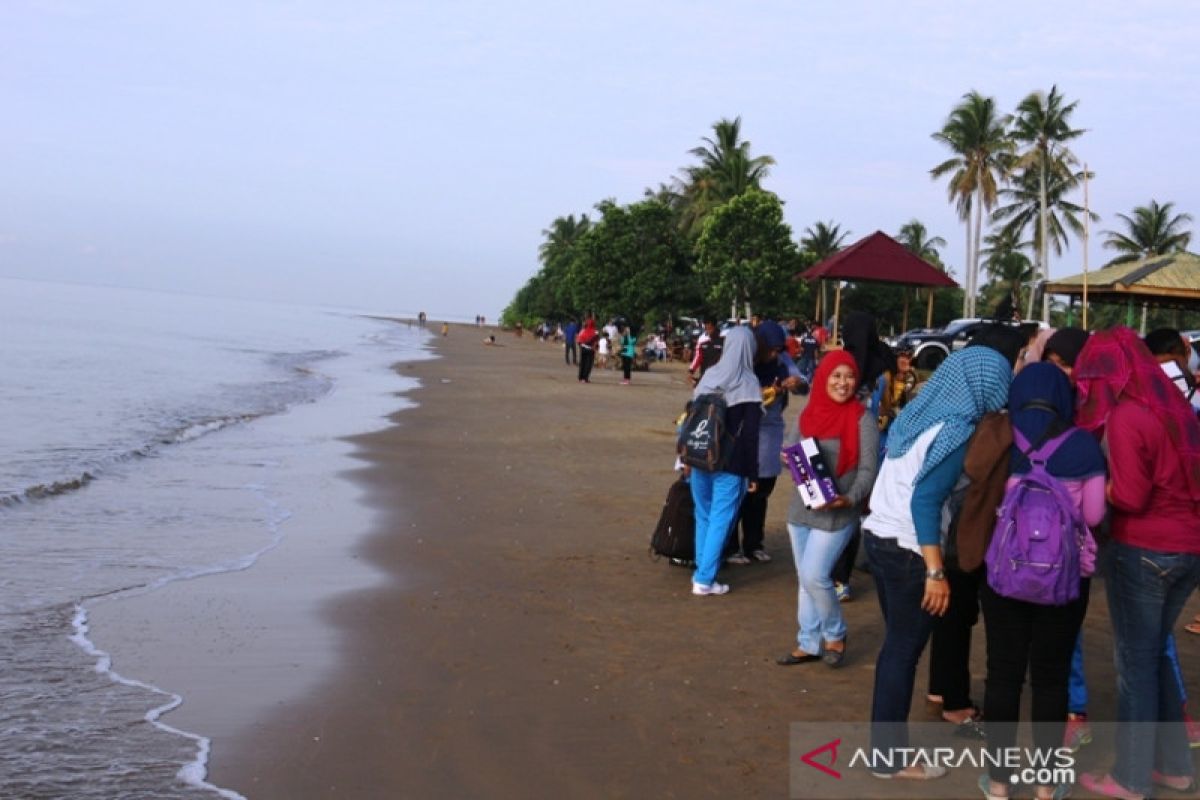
[925,568,946,581]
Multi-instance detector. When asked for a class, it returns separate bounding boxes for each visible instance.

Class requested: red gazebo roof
[798,230,958,287]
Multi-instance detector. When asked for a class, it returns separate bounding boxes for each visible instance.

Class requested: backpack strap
[1012,427,1076,466]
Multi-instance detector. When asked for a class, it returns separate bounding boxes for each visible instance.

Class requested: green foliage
[694,190,805,317]
[566,199,697,326]
[1102,200,1194,264]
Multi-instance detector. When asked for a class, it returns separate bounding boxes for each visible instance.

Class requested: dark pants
[726,476,777,556]
[865,532,936,773]
[928,568,980,712]
[565,341,577,365]
[577,346,595,382]
[832,524,860,585]
[621,355,632,380]
[981,579,1089,785]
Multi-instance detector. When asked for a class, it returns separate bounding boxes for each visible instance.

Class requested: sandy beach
[197,322,1200,799]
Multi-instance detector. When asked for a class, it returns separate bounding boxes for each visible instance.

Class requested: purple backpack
[984,428,1085,606]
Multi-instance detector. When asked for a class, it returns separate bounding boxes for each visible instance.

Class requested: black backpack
[650,477,695,563]
[677,393,736,472]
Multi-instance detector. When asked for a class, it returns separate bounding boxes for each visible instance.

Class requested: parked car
[891,318,1044,371]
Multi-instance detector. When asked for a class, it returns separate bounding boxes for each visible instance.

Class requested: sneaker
[620,379,630,385]
[835,582,852,602]
[1063,713,1092,752]
[1078,773,1143,800]
[751,549,772,563]
[725,552,751,565]
[692,581,730,596]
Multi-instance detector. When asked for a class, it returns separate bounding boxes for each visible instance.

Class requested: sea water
[0,277,432,798]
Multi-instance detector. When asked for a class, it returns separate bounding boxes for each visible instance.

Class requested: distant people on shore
[563,318,579,366]
[577,317,598,383]
[417,311,427,328]
[441,322,449,337]
[619,325,637,385]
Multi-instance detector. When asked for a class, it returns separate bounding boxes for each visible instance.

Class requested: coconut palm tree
[1102,200,1194,264]
[931,91,1015,318]
[991,165,1096,260]
[538,214,591,265]
[801,220,851,261]
[896,219,947,265]
[981,227,1034,310]
[674,117,775,237]
[1010,86,1086,320]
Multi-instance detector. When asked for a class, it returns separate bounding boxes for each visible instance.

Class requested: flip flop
[776,651,821,665]
[1186,615,1200,635]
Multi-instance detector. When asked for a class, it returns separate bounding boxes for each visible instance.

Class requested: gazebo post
[832,282,843,347]
[926,290,934,327]
[1126,298,1134,327]
[814,280,822,323]
[902,290,910,332]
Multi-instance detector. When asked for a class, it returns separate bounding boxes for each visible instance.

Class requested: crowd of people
[674,312,1200,800]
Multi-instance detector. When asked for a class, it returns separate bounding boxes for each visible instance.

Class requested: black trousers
[577,346,595,382]
[621,355,632,380]
[927,568,981,712]
[980,578,1089,784]
[831,523,860,585]
[565,342,577,365]
[726,476,778,555]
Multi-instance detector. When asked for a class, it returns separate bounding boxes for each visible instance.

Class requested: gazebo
[1043,251,1200,329]
[797,230,958,343]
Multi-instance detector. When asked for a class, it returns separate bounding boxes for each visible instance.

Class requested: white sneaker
[751,549,772,563]
[725,552,751,565]
[692,581,730,596]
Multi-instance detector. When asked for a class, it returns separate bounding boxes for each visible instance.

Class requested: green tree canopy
[694,190,803,318]
[1102,200,1194,264]
[566,199,696,328]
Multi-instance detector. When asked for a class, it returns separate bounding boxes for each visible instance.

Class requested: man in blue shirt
[563,319,579,366]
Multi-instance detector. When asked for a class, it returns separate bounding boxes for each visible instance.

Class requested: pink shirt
[1106,401,1200,554]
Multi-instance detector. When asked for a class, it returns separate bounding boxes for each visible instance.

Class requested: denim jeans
[689,470,746,586]
[1068,633,1088,715]
[864,531,936,773]
[787,520,857,654]
[1105,540,1200,794]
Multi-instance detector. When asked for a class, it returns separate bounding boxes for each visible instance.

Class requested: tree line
[504,90,1196,335]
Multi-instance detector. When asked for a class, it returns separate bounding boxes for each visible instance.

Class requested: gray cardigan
[785,412,880,531]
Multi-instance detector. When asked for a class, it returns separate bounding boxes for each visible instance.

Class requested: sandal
[776,650,820,665]
[1151,770,1197,793]
[953,714,987,740]
[1185,614,1200,635]
[1079,773,1144,800]
[978,773,1009,799]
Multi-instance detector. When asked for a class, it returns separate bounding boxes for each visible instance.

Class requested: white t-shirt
[862,423,944,555]
[598,337,611,355]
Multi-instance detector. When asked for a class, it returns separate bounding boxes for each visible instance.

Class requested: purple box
[783,438,839,509]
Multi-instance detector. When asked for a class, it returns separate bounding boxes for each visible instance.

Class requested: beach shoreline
[200,322,1199,799]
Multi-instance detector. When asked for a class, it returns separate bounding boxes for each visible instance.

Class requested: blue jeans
[788,521,856,654]
[864,531,936,773]
[1068,634,1087,714]
[689,470,746,586]
[1105,541,1200,794]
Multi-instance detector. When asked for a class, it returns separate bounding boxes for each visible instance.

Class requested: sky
[3,1,1199,321]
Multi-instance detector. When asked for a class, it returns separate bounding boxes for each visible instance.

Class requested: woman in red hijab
[576,317,599,383]
[777,351,879,668]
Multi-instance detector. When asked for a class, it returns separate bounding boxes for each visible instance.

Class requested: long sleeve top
[721,402,762,480]
[1106,400,1200,554]
[785,412,880,531]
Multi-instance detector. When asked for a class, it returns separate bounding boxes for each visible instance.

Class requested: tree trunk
[972,191,985,319]
[962,218,972,319]
[1039,156,1051,322]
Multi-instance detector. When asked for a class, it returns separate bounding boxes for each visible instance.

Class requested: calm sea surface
[0,278,431,798]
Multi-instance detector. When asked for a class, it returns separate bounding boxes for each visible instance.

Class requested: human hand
[815,495,852,511]
[922,578,950,617]
[747,480,758,493]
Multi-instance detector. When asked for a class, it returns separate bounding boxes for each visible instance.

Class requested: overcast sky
[3,1,1198,320]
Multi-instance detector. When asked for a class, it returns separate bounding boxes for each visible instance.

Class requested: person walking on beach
[688,317,724,385]
[576,317,599,383]
[861,346,1011,781]
[441,322,449,337]
[1073,328,1200,800]
[619,325,637,385]
[777,349,878,668]
[684,325,762,596]
[563,319,579,366]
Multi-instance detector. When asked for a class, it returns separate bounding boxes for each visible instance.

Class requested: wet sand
[208,323,1200,799]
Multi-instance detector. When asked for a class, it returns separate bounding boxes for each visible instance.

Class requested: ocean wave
[1,353,340,510]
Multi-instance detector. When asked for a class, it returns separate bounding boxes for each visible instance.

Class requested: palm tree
[1102,200,1194,264]
[991,166,1096,260]
[674,117,775,237]
[981,227,1034,310]
[1010,86,1086,320]
[801,220,851,261]
[931,91,1014,318]
[896,219,947,265]
[538,214,591,265]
